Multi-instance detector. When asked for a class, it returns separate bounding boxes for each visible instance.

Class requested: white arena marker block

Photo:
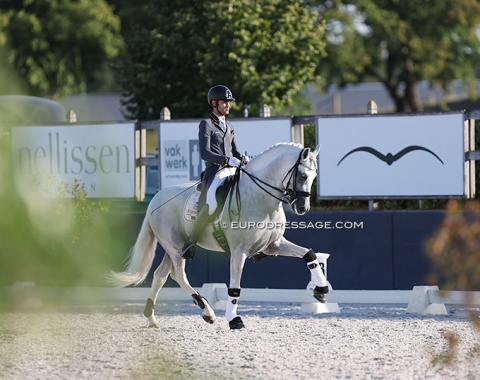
[407,286,447,315]
[302,282,340,314]
[300,300,340,314]
[11,282,43,308]
[200,283,227,310]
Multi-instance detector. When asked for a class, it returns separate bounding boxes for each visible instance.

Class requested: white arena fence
[3,282,480,316]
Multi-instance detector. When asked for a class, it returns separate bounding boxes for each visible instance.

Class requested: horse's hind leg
[143,253,173,328]
[170,255,216,324]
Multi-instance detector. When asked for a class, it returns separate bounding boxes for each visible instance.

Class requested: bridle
[150,149,316,218]
[229,149,316,221]
[281,150,316,205]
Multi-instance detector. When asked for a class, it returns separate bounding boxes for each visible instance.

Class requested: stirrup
[182,238,196,261]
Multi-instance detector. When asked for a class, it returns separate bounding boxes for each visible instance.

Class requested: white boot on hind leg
[192,293,216,324]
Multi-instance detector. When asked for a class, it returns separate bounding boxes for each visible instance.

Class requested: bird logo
[337,145,444,166]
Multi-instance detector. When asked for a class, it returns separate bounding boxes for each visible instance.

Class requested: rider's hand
[242,155,250,165]
[228,157,241,167]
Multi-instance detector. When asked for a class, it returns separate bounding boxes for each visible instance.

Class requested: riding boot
[181,205,211,261]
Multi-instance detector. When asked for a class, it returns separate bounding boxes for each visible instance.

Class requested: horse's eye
[301,173,308,180]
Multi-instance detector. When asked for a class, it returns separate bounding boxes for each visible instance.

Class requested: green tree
[0,0,124,99]
[313,0,480,112]
[117,0,327,119]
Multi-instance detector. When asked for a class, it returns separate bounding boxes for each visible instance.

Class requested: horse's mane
[250,142,303,163]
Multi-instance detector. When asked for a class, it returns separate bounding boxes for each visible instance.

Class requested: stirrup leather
[212,222,231,255]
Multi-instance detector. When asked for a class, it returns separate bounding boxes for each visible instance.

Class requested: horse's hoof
[229,316,245,330]
[148,323,159,328]
[202,315,215,324]
[313,286,329,304]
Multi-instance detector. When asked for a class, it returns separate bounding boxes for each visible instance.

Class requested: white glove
[242,155,250,164]
[228,157,241,167]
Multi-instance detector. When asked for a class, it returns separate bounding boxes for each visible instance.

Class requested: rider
[182,85,249,260]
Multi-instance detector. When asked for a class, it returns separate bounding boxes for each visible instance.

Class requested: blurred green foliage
[426,200,480,292]
[425,199,480,364]
[0,129,129,287]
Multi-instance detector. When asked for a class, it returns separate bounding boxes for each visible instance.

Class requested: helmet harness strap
[212,100,225,116]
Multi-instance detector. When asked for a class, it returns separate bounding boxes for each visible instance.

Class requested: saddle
[183,171,273,261]
[185,173,238,254]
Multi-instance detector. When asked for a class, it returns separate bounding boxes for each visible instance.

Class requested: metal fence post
[243,105,250,118]
[66,109,77,123]
[367,100,377,211]
[260,104,271,118]
[160,107,171,120]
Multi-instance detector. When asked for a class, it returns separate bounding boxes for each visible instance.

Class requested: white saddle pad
[183,190,200,222]
[182,189,225,223]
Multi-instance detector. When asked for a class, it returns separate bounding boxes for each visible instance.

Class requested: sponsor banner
[159,118,291,189]
[316,112,466,197]
[11,123,136,198]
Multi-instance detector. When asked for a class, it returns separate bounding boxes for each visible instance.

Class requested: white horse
[109,142,328,329]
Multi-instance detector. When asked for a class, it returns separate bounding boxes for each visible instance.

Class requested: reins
[228,149,313,221]
[150,181,201,215]
[239,169,286,203]
[150,149,314,221]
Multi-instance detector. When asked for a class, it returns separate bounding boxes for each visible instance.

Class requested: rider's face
[215,100,231,116]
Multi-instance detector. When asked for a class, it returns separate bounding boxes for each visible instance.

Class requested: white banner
[159,118,291,189]
[316,112,466,198]
[11,123,136,198]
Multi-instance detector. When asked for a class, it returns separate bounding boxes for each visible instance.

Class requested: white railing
[4,282,479,316]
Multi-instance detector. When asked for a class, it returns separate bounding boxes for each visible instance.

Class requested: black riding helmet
[207,85,235,105]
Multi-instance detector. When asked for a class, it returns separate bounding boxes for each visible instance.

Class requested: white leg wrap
[225,296,239,322]
[307,260,328,287]
[147,310,159,328]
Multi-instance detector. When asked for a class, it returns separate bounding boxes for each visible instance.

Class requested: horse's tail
[108,214,157,287]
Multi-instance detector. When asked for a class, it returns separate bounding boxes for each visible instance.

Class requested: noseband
[281,150,315,205]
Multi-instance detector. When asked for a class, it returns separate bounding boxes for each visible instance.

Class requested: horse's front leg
[226,251,247,330]
[264,237,329,303]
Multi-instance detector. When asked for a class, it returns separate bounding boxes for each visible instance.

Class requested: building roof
[0,95,67,126]
[59,80,479,123]
[61,93,126,122]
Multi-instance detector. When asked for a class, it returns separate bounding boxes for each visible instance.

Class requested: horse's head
[284,144,321,216]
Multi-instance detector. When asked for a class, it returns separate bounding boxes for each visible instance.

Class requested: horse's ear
[301,147,311,160]
[312,144,322,157]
